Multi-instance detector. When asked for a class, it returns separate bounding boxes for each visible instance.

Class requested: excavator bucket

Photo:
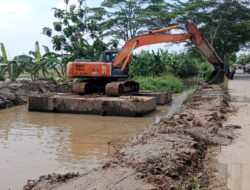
[186,23,225,84]
[206,67,225,84]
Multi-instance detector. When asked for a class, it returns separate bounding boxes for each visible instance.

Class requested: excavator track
[72,82,89,94]
[105,80,139,97]
[72,81,107,94]
[72,80,139,96]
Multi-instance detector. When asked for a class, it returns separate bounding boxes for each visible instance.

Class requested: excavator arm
[112,23,224,84]
[186,23,224,83]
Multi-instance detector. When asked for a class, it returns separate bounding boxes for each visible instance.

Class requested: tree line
[0,0,250,81]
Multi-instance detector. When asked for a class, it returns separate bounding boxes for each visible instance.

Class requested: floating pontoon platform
[28,94,156,117]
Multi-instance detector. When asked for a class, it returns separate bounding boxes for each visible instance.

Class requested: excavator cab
[99,50,119,63]
[99,50,129,77]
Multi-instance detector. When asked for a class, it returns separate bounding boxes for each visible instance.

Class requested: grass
[222,76,229,91]
[191,177,202,190]
[180,177,202,190]
[184,88,196,103]
[133,74,185,93]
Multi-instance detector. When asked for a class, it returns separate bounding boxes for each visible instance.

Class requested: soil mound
[0,80,71,109]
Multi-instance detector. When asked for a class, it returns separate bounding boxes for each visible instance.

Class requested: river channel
[0,91,190,190]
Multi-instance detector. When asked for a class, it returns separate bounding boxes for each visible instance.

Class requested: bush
[134,74,185,93]
[129,49,205,78]
[167,53,199,77]
[129,50,167,76]
[0,72,5,81]
[0,67,6,81]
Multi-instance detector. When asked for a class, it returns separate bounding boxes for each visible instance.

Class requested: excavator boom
[112,33,192,70]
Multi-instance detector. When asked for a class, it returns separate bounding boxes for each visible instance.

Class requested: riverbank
[0,81,71,109]
[23,83,235,190]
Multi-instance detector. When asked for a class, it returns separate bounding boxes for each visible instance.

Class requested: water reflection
[0,90,190,189]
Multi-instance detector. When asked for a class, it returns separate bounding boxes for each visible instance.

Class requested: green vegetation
[222,76,229,91]
[184,89,196,103]
[100,0,171,42]
[180,177,202,190]
[237,53,250,65]
[129,49,212,92]
[0,68,5,81]
[175,0,250,67]
[191,177,202,190]
[134,74,184,93]
[0,43,24,81]
[130,50,212,79]
[42,0,108,62]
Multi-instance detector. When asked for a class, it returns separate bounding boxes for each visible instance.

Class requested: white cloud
[0,1,33,17]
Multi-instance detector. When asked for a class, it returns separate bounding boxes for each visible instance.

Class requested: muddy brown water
[0,91,190,190]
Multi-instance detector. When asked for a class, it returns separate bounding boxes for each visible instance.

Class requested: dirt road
[217,79,250,190]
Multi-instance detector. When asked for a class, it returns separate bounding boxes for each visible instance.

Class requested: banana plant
[0,61,6,81]
[0,43,23,81]
[42,46,63,78]
[14,42,49,81]
[0,43,11,80]
[28,41,49,79]
[13,55,35,80]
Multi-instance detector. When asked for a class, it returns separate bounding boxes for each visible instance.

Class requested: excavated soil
[23,84,236,190]
[23,173,80,190]
[0,80,71,109]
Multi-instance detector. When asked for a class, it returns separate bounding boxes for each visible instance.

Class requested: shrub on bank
[129,50,208,78]
[134,74,185,93]
[0,72,5,81]
[0,66,6,81]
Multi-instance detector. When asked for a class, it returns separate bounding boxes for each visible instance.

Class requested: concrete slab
[28,94,156,117]
[139,91,172,105]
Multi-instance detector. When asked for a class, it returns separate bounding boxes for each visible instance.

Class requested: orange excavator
[66,23,224,96]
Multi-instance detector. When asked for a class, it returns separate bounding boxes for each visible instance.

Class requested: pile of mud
[0,80,71,109]
[23,173,79,190]
[24,84,234,190]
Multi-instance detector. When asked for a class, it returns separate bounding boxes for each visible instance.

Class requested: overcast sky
[0,0,102,58]
[0,0,188,59]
